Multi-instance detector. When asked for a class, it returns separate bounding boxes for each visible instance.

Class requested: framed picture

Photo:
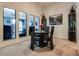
[49,14,62,25]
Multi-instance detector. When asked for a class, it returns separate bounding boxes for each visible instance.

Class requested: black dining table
[34,31,50,47]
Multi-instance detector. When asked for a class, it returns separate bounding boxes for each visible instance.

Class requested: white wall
[43,2,74,39]
[76,3,79,47]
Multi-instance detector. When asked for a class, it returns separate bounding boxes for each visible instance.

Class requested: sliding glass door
[3,7,16,40]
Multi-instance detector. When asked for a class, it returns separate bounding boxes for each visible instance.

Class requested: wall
[76,3,79,47]
[0,2,79,48]
[0,2,42,48]
[43,2,74,39]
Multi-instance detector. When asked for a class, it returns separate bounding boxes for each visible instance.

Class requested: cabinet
[68,6,76,42]
[41,14,47,26]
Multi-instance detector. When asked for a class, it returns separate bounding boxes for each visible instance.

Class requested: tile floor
[0,38,78,56]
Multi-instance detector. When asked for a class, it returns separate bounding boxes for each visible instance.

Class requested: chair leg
[30,38,34,50]
[47,39,49,45]
[49,38,54,50]
[30,44,34,50]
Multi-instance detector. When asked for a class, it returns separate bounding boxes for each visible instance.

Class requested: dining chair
[30,32,40,50]
[42,26,49,44]
[29,26,35,35]
[42,26,49,32]
[43,26,54,50]
[49,26,54,50]
[30,32,34,50]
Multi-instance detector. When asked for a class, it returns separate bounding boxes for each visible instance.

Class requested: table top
[34,31,50,34]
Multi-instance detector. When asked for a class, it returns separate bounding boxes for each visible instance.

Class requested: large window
[29,15,34,26]
[19,12,27,37]
[3,7,16,40]
[35,16,40,32]
[29,14,35,35]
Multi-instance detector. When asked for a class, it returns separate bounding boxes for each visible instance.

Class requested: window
[19,12,27,37]
[35,16,40,32]
[29,15,34,26]
[29,14,35,35]
[3,7,16,40]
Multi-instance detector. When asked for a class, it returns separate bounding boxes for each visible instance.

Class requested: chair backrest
[29,26,35,35]
[50,26,54,39]
[42,26,49,32]
[45,26,49,32]
[49,26,54,50]
[42,26,46,31]
[31,32,34,39]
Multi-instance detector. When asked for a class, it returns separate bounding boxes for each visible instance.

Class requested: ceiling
[35,2,57,8]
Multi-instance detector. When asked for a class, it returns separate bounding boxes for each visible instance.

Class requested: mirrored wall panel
[19,12,27,37]
[3,7,16,40]
[35,16,40,32]
[29,14,35,35]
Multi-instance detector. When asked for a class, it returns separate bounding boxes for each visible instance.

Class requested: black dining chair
[49,26,54,50]
[30,32,40,50]
[42,26,49,44]
[30,32,35,50]
[43,26,54,50]
[29,26,35,35]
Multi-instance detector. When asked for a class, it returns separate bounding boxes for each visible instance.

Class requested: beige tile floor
[0,38,78,56]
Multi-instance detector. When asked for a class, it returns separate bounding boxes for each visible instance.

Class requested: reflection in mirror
[3,7,16,40]
[29,14,35,35]
[19,12,27,37]
[35,16,40,32]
